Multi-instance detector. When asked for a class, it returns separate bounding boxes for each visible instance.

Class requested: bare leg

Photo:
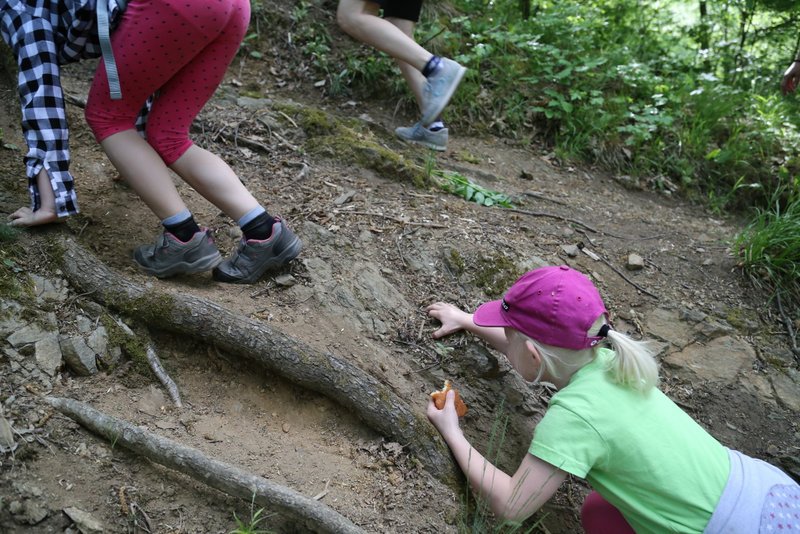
[9,169,59,227]
[100,130,187,220]
[170,145,260,222]
[337,0,432,70]
[101,131,259,222]
[386,16,426,111]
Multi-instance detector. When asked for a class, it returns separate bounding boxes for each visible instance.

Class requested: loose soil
[1,5,799,533]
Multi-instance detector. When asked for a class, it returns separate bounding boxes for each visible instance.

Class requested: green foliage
[230,494,273,534]
[733,178,800,305]
[432,170,513,207]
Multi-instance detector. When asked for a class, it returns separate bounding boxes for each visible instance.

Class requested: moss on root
[275,102,429,187]
[100,314,151,375]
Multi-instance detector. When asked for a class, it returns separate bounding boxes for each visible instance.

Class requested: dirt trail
[1,31,799,534]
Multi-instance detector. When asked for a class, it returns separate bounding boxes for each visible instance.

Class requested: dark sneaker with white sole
[395,122,448,151]
[134,228,223,278]
[212,218,302,284]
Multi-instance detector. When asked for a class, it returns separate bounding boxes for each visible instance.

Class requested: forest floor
[1,4,799,533]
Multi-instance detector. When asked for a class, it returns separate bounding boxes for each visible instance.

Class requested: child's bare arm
[426,302,510,353]
[427,391,566,522]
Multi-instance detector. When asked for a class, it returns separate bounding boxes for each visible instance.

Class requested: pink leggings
[85,0,250,165]
[581,491,636,534]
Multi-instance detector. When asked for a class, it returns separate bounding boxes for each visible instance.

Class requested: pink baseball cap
[473,265,609,350]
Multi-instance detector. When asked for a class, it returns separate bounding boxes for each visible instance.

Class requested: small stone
[561,244,580,258]
[626,253,644,271]
[282,423,290,433]
[0,417,15,448]
[274,274,296,287]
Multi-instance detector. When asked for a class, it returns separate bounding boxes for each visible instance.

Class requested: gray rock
[30,273,68,303]
[694,319,735,340]
[9,499,48,525]
[561,244,580,258]
[460,343,500,378]
[770,369,800,413]
[236,96,271,110]
[63,507,104,533]
[274,274,296,287]
[664,336,755,384]
[0,416,15,448]
[626,253,644,270]
[86,326,108,359]
[76,315,94,334]
[60,336,98,376]
[0,312,26,338]
[678,308,708,324]
[645,308,693,348]
[7,323,51,347]
[35,334,62,377]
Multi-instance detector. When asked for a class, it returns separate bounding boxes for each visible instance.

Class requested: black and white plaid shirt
[1,0,128,217]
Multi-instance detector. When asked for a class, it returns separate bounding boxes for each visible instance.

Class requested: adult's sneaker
[134,228,223,278]
[213,218,302,284]
[395,123,448,151]
[421,58,467,125]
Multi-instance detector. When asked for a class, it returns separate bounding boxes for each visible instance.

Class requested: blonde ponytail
[603,326,659,392]
[524,317,660,392]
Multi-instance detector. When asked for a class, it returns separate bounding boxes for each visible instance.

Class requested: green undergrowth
[733,181,800,314]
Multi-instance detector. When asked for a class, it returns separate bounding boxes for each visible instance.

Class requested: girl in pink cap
[426,265,799,533]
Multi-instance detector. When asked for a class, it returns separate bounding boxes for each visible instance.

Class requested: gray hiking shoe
[421,58,467,125]
[395,123,448,151]
[212,218,302,284]
[133,228,223,278]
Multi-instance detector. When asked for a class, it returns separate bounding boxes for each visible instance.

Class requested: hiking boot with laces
[133,228,223,278]
[421,58,467,125]
[395,122,448,151]
[212,218,302,284]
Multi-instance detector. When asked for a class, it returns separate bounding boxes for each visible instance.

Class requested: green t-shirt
[530,349,730,533]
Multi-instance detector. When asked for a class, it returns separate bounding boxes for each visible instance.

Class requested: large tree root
[45,396,366,534]
[58,239,458,484]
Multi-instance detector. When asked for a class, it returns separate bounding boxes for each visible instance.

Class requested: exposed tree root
[45,397,366,534]
[57,238,459,485]
[145,344,183,408]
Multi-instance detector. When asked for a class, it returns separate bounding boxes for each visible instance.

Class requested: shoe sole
[421,65,467,125]
[399,136,447,152]
[135,251,223,278]
[213,235,302,284]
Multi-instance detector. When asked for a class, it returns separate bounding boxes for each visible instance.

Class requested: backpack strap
[97,0,122,100]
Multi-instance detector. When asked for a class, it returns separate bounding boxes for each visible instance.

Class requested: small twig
[775,291,800,362]
[334,210,447,228]
[277,110,298,129]
[524,191,567,206]
[130,502,153,533]
[145,345,183,408]
[578,244,658,299]
[505,208,599,233]
[313,480,330,501]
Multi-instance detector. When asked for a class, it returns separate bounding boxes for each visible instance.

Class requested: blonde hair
[524,315,659,392]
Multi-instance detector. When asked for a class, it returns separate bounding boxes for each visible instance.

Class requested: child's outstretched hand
[427,389,462,439]
[426,302,471,338]
[8,206,59,227]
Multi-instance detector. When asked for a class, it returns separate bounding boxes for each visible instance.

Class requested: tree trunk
[45,396,366,534]
[57,239,459,486]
